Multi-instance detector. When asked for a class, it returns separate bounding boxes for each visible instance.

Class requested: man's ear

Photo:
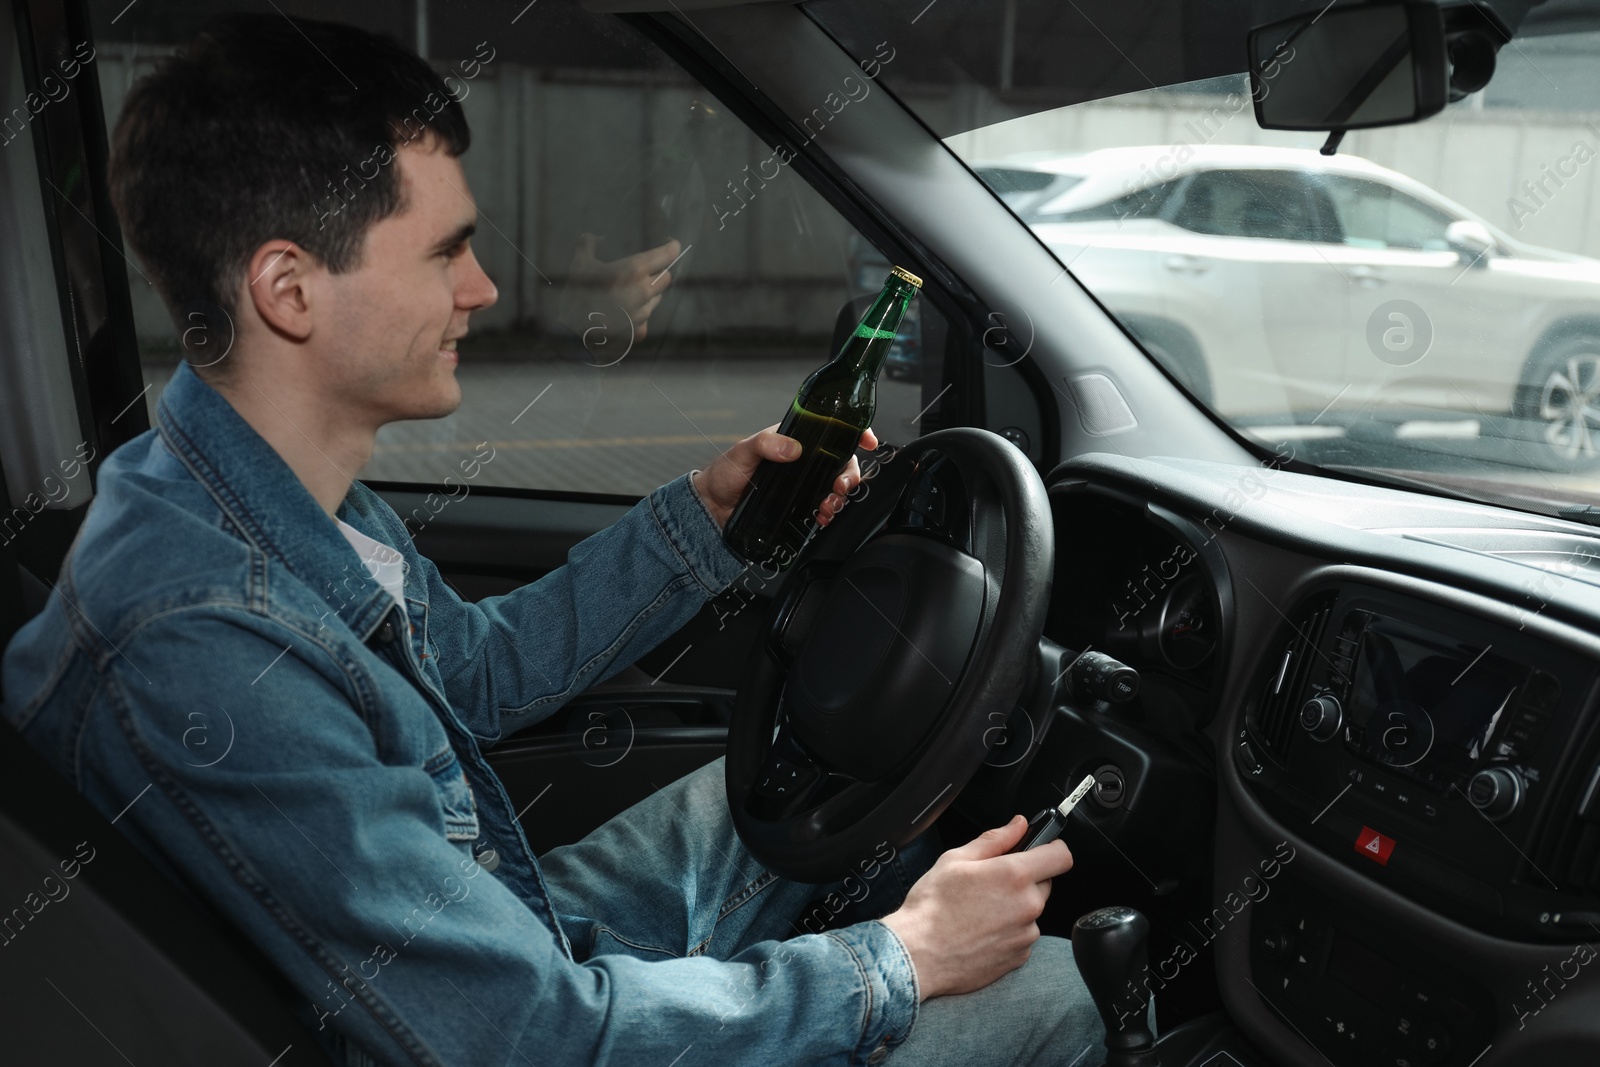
[244,240,317,342]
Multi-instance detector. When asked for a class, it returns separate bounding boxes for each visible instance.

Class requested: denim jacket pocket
[423,745,480,842]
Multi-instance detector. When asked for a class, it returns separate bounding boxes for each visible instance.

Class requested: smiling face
[315,138,498,426]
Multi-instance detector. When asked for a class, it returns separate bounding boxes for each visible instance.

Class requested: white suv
[984,145,1600,471]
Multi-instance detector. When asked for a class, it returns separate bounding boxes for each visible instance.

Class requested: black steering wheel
[725,427,1055,883]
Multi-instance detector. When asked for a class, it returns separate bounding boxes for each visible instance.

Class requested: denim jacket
[1,362,919,1066]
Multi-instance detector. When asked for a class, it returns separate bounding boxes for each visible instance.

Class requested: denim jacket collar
[154,360,398,641]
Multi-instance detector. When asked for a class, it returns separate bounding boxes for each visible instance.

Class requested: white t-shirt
[335,519,407,611]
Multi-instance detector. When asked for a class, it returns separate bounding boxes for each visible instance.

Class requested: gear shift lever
[1071,906,1160,1067]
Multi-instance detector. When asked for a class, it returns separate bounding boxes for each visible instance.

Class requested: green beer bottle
[723,265,922,568]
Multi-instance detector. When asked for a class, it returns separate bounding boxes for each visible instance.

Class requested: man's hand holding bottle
[692,424,876,530]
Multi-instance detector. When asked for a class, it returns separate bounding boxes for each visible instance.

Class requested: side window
[1317,176,1457,251]
[1033,179,1177,225]
[90,1,952,497]
[1169,170,1332,242]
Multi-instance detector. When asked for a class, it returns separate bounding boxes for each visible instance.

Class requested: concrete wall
[94,47,1600,350]
[94,45,861,348]
[941,84,1600,260]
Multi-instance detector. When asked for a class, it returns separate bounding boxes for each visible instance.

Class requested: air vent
[1536,762,1600,901]
[1249,594,1335,758]
[1548,823,1600,898]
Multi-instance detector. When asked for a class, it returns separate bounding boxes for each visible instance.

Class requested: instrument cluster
[1046,486,1227,721]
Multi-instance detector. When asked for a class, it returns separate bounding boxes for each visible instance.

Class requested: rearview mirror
[1248,0,1448,131]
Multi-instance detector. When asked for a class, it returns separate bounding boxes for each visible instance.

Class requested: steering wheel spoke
[803,776,878,836]
[750,719,829,817]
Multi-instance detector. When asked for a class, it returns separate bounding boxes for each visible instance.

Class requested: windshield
[806,0,1600,516]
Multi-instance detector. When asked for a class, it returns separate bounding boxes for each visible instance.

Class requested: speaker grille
[1067,374,1138,436]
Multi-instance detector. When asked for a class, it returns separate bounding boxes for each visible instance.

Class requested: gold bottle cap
[890,265,922,289]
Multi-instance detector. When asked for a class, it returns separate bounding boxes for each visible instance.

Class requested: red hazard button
[1355,826,1395,866]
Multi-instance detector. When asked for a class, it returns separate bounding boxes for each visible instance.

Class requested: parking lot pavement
[139,354,931,499]
[1239,418,1600,504]
[136,355,1595,505]
[364,355,930,496]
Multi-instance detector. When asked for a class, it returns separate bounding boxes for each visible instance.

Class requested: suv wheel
[1516,337,1600,472]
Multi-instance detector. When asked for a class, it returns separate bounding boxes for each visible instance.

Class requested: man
[0,14,1104,1066]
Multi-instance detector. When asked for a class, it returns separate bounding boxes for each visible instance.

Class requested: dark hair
[107,14,471,370]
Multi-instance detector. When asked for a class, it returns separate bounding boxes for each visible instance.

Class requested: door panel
[491,723,729,858]
[376,484,770,849]
[378,484,772,693]
[1170,169,1352,413]
[373,486,636,585]
[1312,173,1523,415]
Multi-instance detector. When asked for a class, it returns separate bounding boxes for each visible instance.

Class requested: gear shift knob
[1072,906,1159,1066]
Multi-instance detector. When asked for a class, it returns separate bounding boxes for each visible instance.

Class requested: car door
[1310,173,1524,418]
[1159,167,1353,420]
[1029,177,1236,404]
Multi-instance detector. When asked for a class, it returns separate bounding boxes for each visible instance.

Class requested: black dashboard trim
[1218,567,1600,1067]
[1051,454,1600,639]
[1044,454,1600,1067]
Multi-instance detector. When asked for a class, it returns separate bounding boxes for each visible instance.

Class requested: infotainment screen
[1343,616,1529,790]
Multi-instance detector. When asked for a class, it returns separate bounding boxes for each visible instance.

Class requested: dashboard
[1028,453,1600,1067]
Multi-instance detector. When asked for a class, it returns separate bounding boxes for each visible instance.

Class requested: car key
[1007,773,1097,853]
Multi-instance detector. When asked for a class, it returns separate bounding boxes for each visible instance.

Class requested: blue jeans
[540,756,1110,1065]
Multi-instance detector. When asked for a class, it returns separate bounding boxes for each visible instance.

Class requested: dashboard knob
[1467,766,1523,821]
[1299,694,1342,742]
